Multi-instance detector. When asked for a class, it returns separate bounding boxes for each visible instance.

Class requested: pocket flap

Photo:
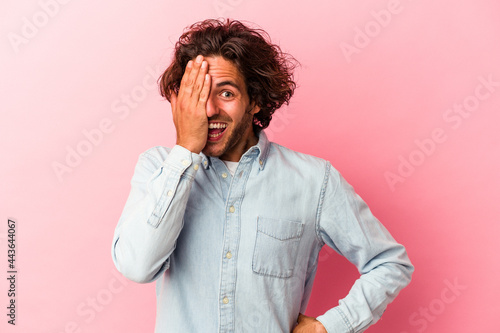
[257,217,304,241]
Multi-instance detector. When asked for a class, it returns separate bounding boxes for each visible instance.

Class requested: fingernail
[201,61,207,68]
[196,55,203,63]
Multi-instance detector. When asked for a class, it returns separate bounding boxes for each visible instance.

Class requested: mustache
[208,117,231,122]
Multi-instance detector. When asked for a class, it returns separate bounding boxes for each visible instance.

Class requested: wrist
[176,140,203,154]
[315,320,327,333]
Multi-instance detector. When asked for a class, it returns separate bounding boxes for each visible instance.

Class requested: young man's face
[201,56,260,162]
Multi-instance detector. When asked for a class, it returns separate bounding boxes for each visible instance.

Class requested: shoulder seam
[315,161,330,245]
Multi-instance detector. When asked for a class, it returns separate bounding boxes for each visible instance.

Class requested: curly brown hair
[158,18,298,133]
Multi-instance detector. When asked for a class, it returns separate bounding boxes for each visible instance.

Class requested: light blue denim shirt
[112,132,413,333]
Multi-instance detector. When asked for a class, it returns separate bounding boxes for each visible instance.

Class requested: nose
[205,94,219,118]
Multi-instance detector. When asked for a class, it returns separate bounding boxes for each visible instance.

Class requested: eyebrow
[215,80,241,92]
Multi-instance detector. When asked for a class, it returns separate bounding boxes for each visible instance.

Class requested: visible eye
[220,91,234,99]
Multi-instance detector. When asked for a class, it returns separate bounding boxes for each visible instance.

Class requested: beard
[202,110,255,160]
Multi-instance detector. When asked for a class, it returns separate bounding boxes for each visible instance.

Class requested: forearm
[112,55,212,283]
[316,163,414,332]
[111,145,201,283]
[316,246,413,332]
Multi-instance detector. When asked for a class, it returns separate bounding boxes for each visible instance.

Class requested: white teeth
[209,123,227,129]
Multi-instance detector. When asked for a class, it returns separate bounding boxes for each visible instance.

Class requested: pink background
[1,0,499,332]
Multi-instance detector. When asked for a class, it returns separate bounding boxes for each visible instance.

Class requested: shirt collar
[200,130,271,171]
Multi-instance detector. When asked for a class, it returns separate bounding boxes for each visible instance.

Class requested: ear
[247,101,261,115]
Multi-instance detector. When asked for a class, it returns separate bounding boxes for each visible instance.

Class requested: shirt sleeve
[111,145,202,283]
[315,162,414,333]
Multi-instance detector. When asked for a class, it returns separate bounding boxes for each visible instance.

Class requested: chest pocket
[252,217,305,278]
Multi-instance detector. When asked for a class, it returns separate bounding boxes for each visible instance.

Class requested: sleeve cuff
[316,307,354,333]
[162,145,202,178]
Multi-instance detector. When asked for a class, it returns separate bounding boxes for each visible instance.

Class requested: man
[112,19,414,332]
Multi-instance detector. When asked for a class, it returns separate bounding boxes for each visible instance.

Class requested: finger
[192,60,208,98]
[179,60,193,94]
[197,73,211,109]
[184,55,204,96]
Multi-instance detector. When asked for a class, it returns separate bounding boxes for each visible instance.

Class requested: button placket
[217,159,254,332]
[218,166,243,332]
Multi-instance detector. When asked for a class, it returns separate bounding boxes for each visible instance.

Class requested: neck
[220,132,259,162]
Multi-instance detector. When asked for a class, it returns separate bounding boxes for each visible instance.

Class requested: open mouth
[207,122,228,141]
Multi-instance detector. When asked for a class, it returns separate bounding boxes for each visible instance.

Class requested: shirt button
[259,159,263,166]
[167,190,173,197]
[229,206,235,213]
[222,297,229,304]
[203,160,208,167]
[222,172,228,178]
[182,159,189,166]
[193,164,199,170]
[226,251,232,259]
